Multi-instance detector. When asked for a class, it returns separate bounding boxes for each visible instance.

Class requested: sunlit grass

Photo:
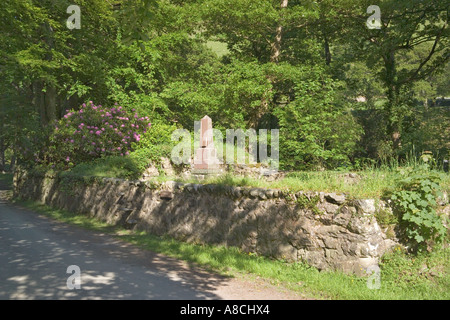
[173,169,398,198]
[164,165,449,198]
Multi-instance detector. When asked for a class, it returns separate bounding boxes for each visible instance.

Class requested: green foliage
[62,156,144,181]
[295,194,321,215]
[131,120,177,164]
[380,246,450,294]
[42,102,151,169]
[59,120,177,181]
[388,161,447,252]
[273,65,362,170]
[2,0,449,174]
[206,173,252,187]
[0,173,13,188]
[400,105,450,162]
[352,0,448,153]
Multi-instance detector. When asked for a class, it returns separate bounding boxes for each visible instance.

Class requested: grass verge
[12,197,450,300]
[165,169,449,199]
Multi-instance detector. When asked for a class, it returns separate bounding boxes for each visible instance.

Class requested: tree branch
[398,23,447,85]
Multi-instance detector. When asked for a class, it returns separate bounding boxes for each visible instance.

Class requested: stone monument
[193,115,220,176]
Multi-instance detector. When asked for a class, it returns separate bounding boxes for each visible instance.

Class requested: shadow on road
[0,186,230,299]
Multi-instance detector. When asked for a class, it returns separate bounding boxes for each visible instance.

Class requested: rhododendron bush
[44,102,151,168]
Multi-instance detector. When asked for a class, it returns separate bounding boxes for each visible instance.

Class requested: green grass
[12,197,450,300]
[205,170,395,198]
[40,161,450,199]
[120,231,449,300]
[173,169,449,199]
[59,155,146,180]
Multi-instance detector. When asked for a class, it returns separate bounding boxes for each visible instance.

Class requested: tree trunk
[250,0,289,128]
[270,0,289,64]
[384,49,401,151]
[34,22,58,126]
[0,137,4,172]
[323,33,331,65]
[0,110,4,171]
[33,81,42,124]
[45,85,57,124]
[10,153,16,173]
[32,77,58,126]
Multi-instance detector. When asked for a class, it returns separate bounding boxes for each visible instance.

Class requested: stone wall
[14,170,401,275]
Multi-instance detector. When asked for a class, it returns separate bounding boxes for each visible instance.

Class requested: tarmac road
[0,181,307,300]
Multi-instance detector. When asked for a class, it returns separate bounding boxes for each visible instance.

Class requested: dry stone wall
[14,170,399,275]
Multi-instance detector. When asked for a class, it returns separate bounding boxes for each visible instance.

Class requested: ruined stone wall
[14,170,400,275]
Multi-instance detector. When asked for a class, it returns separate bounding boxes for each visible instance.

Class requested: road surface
[0,180,307,300]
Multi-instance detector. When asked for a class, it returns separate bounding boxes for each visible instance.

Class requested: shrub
[61,155,144,180]
[43,102,151,168]
[388,159,448,252]
[131,119,177,165]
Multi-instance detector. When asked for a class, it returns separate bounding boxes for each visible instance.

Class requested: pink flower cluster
[49,101,151,165]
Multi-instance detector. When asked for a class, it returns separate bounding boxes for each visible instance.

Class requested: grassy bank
[48,155,450,199]
[11,196,450,300]
[190,170,396,198]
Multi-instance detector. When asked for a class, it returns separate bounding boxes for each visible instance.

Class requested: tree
[273,64,362,169]
[0,0,121,166]
[349,0,449,151]
[2,0,446,171]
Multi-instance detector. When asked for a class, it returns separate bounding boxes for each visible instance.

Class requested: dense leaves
[43,103,151,168]
[1,0,448,172]
[389,163,447,252]
[273,64,363,169]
